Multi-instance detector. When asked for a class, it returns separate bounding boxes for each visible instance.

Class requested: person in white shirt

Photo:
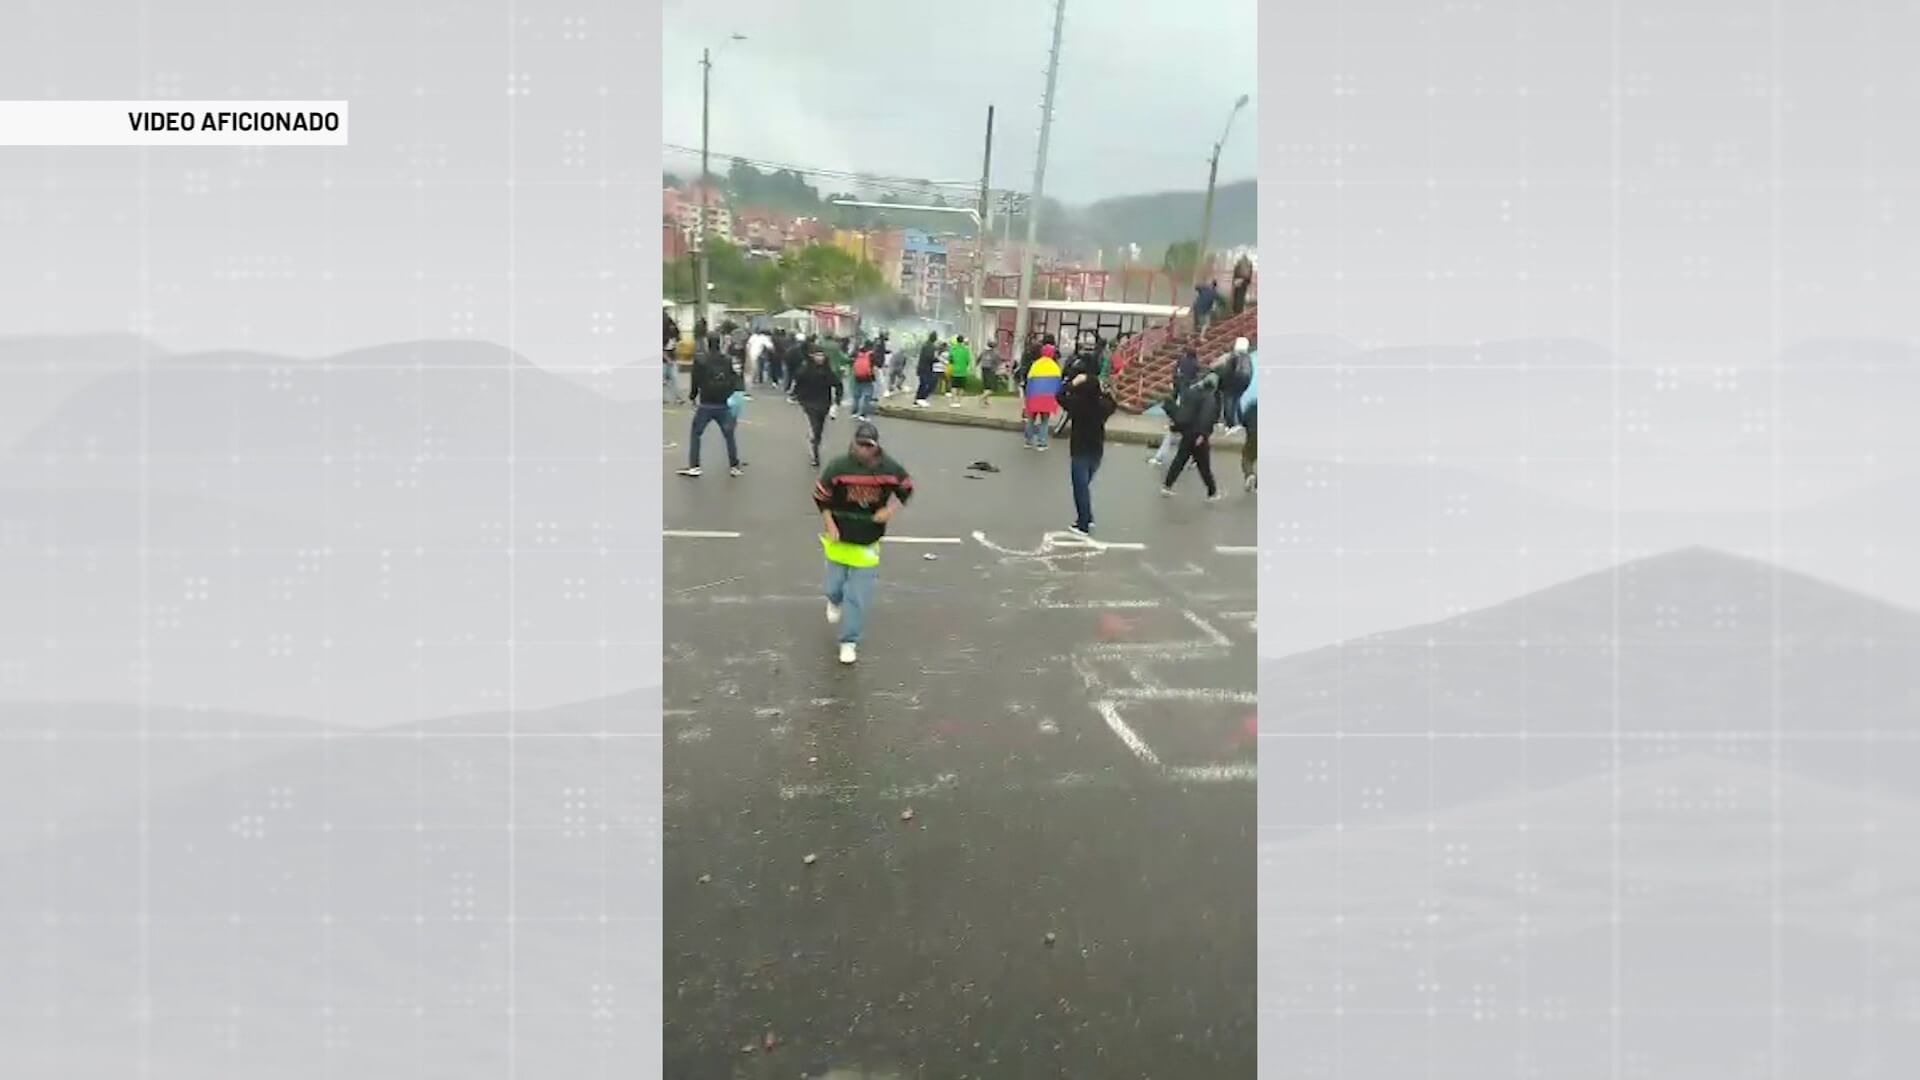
[745,329,775,389]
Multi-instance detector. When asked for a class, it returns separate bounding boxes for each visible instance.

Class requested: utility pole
[973,104,994,350]
[1194,95,1249,294]
[1011,0,1066,356]
[695,47,713,332]
[1193,144,1220,291]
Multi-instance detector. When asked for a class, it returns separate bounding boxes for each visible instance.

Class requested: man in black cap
[813,420,914,665]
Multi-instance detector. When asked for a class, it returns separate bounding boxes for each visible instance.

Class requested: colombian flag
[1024,355,1062,416]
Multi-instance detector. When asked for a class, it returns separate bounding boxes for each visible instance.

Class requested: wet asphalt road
[662,396,1257,1078]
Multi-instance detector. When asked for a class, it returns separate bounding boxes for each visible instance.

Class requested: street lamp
[1192,93,1250,293]
[694,32,748,331]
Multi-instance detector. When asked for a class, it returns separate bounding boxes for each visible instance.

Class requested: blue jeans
[1070,453,1101,530]
[688,403,739,469]
[823,560,878,644]
[1023,413,1050,448]
[851,380,876,416]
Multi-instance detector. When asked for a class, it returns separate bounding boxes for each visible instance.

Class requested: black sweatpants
[804,406,829,460]
[1163,433,1217,496]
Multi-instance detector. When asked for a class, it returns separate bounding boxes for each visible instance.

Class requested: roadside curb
[871,402,1244,450]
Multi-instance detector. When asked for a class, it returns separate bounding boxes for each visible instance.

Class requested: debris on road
[967,460,1000,473]
[900,807,915,821]
[803,853,818,866]
[1044,931,1058,946]
[696,873,712,884]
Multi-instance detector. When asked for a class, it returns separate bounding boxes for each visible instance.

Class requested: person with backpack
[1146,344,1202,468]
[791,343,842,468]
[1058,368,1117,536]
[677,334,745,478]
[913,332,941,407]
[849,339,880,420]
[1215,336,1253,433]
[815,421,914,665]
[1021,344,1063,450]
[944,334,973,406]
[1160,371,1223,500]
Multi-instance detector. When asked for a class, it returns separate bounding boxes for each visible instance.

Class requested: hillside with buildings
[662,165,1256,319]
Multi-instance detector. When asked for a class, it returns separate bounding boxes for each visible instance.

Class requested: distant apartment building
[731,207,791,252]
[663,183,731,247]
[899,229,948,314]
[830,227,905,290]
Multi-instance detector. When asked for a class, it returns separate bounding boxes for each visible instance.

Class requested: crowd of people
[663,313,1254,663]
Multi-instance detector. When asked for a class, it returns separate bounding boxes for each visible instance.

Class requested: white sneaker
[1159,486,1175,497]
[825,601,842,625]
[949,399,960,408]
[838,642,858,664]
[677,467,702,477]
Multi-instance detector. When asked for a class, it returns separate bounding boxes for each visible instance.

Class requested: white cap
[1233,336,1250,354]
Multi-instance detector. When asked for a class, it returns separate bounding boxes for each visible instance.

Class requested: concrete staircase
[1111,305,1257,413]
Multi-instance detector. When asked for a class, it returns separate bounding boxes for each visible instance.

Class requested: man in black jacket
[790,344,842,467]
[1058,370,1117,535]
[913,333,940,407]
[677,336,744,478]
[1160,372,1222,500]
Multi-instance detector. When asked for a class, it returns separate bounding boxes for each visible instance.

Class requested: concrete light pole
[1010,0,1067,356]
[694,33,746,331]
[1192,93,1250,292]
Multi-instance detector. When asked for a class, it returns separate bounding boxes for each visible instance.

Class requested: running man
[814,421,913,665]
[791,344,841,467]
[1160,372,1223,500]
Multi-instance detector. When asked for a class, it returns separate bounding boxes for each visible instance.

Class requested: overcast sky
[660,0,1259,206]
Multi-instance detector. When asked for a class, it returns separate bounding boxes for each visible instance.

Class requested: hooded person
[1021,344,1064,450]
[1239,354,1259,493]
[913,333,941,406]
[1215,336,1254,432]
[1147,343,1203,468]
[1160,371,1222,500]
[791,342,843,467]
[814,421,914,665]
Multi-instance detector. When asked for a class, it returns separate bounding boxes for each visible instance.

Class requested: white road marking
[1038,598,1162,609]
[1214,545,1258,555]
[1182,610,1234,647]
[663,529,741,539]
[1106,686,1257,705]
[1168,763,1257,782]
[884,535,963,545]
[1095,700,1161,767]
